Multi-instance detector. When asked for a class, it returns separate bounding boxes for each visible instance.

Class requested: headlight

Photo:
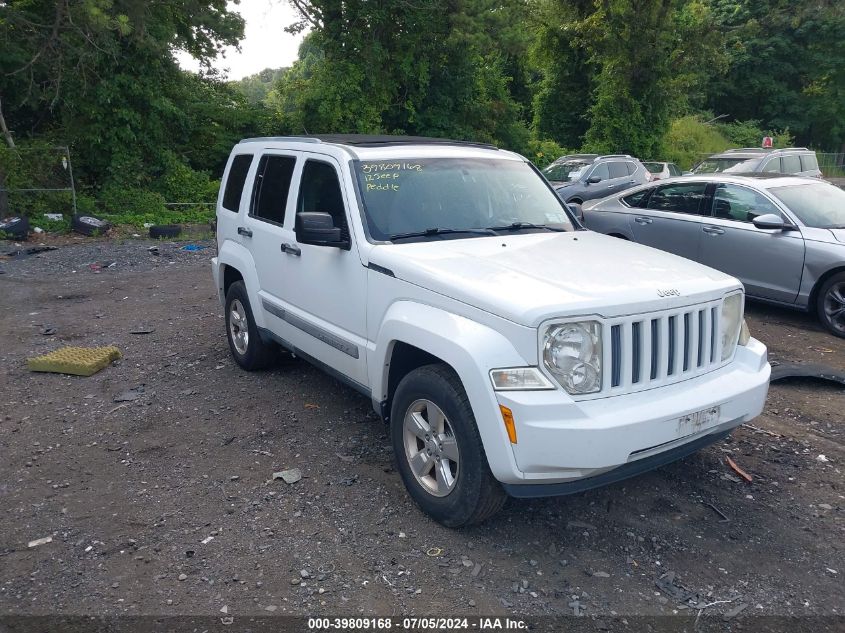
[490,367,554,391]
[542,321,602,394]
[720,293,744,361]
[739,319,751,346]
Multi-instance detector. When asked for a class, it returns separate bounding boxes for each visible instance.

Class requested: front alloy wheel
[403,399,460,497]
[390,364,506,527]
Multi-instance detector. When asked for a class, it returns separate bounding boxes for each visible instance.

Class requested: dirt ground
[0,237,842,625]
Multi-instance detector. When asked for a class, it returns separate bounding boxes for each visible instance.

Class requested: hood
[370,232,740,326]
[553,181,576,189]
[831,229,845,244]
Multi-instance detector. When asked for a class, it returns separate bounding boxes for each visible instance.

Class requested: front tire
[817,272,845,338]
[225,281,276,370]
[390,364,506,527]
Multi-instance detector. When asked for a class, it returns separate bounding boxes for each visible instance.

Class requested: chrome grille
[603,300,722,395]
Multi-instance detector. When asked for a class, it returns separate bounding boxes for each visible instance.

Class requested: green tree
[705,0,845,150]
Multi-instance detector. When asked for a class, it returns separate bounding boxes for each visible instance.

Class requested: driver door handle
[634,216,652,225]
[703,226,725,235]
[237,226,252,238]
[281,243,301,256]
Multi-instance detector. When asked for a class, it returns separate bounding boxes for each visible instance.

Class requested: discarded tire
[149,224,182,239]
[0,216,30,240]
[71,214,111,236]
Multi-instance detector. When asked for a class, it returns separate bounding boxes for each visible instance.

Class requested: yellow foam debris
[27,346,121,376]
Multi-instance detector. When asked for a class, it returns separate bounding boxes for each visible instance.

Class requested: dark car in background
[582,174,845,337]
[691,147,822,178]
[541,154,651,205]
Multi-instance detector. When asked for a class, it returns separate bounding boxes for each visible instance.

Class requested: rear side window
[669,164,682,177]
[647,182,708,215]
[781,155,801,174]
[222,154,253,212]
[608,162,628,179]
[622,189,652,208]
[627,162,639,175]
[251,155,296,225]
[800,154,819,172]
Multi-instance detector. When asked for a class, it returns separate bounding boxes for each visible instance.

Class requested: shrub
[662,116,731,170]
[525,139,571,169]
[98,185,167,219]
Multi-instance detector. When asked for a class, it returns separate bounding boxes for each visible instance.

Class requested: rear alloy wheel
[391,364,506,527]
[817,272,845,338]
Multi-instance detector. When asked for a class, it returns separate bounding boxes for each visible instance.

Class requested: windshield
[355,158,575,241]
[692,158,760,174]
[769,182,845,229]
[542,160,590,182]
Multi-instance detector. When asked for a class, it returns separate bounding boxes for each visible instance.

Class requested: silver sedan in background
[582,174,845,337]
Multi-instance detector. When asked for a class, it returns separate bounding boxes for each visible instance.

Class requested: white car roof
[236,135,524,162]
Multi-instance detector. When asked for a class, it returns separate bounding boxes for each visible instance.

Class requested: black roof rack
[239,134,498,150]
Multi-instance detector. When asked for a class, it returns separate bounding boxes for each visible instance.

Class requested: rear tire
[224,281,276,370]
[816,272,845,338]
[149,224,182,239]
[390,364,506,527]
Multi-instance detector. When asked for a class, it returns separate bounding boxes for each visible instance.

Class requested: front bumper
[493,338,769,491]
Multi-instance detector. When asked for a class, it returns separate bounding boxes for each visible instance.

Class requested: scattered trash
[336,453,355,463]
[201,536,215,545]
[71,214,111,236]
[28,346,121,376]
[566,520,597,531]
[186,550,195,558]
[113,386,145,403]
[816,454,830,463]
[568,599,584,616]
[273,468,302,484]
[39,326,57,336]
[180,244,207,252]
[827,568,838,575]
[304,403,320,410]
[426,547,443,557]
[769,362,845,386]
[592,571,610,578]
[220,606,228,614]
[33,227,44,234]
[44,213,64,221]
[130,327,155,334]
[704,502,730,523]
[655,572,700,606]
[723,603,749,620]
[726,456,753,483]
[28,536,52,548]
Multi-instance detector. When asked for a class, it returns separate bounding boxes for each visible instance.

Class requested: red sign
[762,136,773,148]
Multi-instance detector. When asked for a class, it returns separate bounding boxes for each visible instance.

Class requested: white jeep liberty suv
[212,135,770,527]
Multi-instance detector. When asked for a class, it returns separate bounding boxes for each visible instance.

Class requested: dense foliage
[1,0,843,223]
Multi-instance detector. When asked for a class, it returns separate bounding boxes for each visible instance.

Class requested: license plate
[677,405,721,437]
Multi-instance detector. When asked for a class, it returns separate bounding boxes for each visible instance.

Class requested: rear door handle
[703,226,725,235]
[634,216,652,225]
[281,243,301,256]
[237,226,252,238]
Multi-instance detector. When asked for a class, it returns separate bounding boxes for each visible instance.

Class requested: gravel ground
[0,237,843,627]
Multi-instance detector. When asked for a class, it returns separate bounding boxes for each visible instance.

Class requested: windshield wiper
[388,227,497,241]
[486,222,565,233]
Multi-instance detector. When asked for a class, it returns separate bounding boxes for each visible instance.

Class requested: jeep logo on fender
[657,288,680,297]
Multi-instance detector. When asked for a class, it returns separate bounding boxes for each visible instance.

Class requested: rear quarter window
[222,154,253,212]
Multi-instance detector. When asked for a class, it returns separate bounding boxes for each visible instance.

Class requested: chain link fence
[0,146,77,219]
